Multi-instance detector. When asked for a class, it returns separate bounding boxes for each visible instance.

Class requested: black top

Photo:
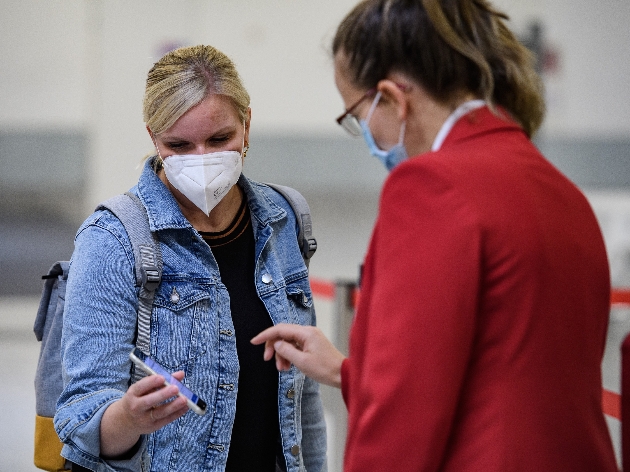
[201,196,281,472]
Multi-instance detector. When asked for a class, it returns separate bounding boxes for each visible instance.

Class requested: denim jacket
[54,159,328,472]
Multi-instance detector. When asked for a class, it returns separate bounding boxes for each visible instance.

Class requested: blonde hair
[143,45,250,135]
[333,0,545,137]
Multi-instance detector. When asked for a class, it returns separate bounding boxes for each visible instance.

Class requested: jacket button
[262,273,273,284]
[291,445,300,456]
[286,388,295,399]
[170,287,180,304]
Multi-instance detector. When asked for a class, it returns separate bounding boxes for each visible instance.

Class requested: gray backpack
[32,185,315,471]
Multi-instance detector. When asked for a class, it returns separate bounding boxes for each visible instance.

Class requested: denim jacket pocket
[151,279,213,371]
[285,277,315,326]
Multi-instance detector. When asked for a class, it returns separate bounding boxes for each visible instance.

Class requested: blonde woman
[55,45,327,472]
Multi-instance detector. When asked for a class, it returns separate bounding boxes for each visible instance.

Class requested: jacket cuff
[61,436,147,472]
[55,389,146,471]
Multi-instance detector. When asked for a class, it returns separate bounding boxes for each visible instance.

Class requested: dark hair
[332,0,545,137]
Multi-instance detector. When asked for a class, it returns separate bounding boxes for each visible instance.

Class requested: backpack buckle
[141,266,160,291]
[305,238,318,259]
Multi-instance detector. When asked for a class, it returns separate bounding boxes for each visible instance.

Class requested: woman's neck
[405,88,480,157]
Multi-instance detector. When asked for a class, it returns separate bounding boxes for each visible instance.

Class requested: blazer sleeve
[343,162,482,472]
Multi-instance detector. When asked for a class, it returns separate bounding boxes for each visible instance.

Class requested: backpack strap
[265,183,317,267]
[97,192,162,369]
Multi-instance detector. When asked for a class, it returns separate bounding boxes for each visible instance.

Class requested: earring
[243,144,249,158]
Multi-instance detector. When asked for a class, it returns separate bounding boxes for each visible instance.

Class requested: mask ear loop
[364,91,383,126]
[397,121,407,145]
[364,91,406,148]
[242,121,249,158]
[149,131,164,171]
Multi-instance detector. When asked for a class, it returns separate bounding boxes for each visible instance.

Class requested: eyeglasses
[335,88,377,137]
[335,82,409,137]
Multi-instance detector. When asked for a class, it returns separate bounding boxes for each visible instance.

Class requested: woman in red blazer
[253,0,618,470]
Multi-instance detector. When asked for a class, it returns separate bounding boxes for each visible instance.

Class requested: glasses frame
[335,83,410,137]
[335,87,378,137]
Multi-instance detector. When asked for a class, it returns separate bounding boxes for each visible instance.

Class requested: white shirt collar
[431,100,486,152]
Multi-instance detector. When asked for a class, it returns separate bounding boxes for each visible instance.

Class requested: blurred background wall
[1,0,630,290]
[1,1,630,470]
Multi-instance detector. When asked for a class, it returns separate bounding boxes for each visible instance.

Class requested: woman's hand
[100,371,189,458]
[251,323,346,388]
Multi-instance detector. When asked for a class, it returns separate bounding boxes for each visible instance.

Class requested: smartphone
[129,347,207,416]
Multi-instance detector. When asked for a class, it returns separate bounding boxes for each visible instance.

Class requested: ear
[146,126,157,146]
[376,79,409,121]
[244,107,252,147]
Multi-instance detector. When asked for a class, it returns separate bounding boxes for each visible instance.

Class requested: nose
[194,144,211,155]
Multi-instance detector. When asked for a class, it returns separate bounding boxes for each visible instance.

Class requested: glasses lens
[341,115,362,137]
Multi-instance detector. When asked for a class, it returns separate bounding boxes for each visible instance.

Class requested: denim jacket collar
[135,156,286,232]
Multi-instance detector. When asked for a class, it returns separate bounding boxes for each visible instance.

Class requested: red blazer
[341,107,617,471]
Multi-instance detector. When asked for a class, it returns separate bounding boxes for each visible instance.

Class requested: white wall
[2,0,630,212]
[489,0,630,136]
[0,0,88,129]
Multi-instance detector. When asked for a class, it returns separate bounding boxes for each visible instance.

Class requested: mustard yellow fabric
[34,415,68,471]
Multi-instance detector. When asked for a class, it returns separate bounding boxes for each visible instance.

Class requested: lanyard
[431,100,486,152]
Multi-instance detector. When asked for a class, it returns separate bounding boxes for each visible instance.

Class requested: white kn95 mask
[162,150,243,216]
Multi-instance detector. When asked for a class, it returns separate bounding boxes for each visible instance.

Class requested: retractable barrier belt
[610,289,630,421]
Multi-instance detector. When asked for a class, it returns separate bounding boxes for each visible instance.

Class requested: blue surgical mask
[359,91,408,171]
